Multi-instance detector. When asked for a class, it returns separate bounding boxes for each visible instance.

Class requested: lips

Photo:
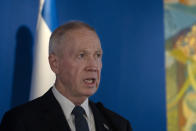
[83,78,96,86]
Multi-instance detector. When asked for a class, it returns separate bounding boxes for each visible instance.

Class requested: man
[0,21,132,131]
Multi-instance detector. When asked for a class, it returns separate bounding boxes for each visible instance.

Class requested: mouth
[83,78,96,86]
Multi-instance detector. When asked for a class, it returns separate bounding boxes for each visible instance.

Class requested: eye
[78,52,85,58]
[96,53,102,58]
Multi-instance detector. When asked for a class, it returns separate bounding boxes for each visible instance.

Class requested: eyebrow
[97,49,103,53]
[79,48,103,53]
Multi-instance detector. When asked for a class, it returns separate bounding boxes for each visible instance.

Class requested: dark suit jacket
[0,89,132,131]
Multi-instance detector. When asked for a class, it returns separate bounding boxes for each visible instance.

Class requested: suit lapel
[39,89,113,131]
[89,101,113,131]
[39,89,71,131]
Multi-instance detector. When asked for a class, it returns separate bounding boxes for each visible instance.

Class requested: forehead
[60,28,102,52]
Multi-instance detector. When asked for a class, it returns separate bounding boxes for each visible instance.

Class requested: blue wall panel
[0,0,166,130]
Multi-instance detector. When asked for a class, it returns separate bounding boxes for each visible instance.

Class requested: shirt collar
[81,97,90,118]
[52,86,90,119]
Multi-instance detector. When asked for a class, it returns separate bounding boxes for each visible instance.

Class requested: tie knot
[72,106,86,116]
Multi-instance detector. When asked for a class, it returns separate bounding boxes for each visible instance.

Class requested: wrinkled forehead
[62,27,99,40]
[59,28,102,49]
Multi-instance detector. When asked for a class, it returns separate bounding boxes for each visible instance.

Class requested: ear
[48,53,59,74]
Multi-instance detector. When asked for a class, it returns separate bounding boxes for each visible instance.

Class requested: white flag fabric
[30,0,58,100]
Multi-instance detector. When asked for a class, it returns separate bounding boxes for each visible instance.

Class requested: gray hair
[49,21,96,55]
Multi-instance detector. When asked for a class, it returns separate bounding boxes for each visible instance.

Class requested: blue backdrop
[0,0,166,130]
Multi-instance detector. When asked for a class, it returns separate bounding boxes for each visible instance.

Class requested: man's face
[54,28,102,100]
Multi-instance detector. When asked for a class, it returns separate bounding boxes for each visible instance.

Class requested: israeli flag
[30,0,58,100]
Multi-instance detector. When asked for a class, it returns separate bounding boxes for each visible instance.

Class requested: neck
[54,82,87,105]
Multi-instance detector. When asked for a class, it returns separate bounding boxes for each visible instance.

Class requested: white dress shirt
[52,86,96,131]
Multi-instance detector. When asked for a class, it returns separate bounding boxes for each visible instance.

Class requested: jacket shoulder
[5,96,44,116]
[2,88,54,118]
[0,96,44,131]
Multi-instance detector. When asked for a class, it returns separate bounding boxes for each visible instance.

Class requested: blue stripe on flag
[41,0,58,31]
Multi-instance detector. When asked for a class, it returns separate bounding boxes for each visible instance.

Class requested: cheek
[97,63,102,81]
[62,62,81,81]
[98,61,102,72]
[59,61,73,78]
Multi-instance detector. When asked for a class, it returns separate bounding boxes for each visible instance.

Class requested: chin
[83,87,97,96]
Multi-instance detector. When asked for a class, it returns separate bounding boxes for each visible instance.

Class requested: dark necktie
[72,106,90,131]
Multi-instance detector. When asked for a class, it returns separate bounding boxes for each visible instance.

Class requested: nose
[85,66,98,72]
[85,56,99,72]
